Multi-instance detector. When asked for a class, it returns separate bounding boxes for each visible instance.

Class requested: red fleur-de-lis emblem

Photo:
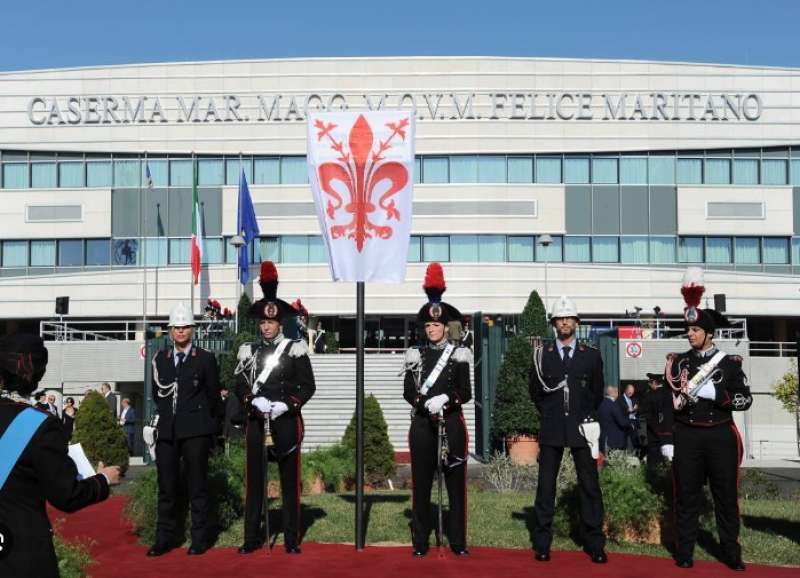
[315,114,410,252]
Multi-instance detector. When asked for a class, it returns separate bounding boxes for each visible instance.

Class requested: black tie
[562,345,572,373]
[176,352,186,375]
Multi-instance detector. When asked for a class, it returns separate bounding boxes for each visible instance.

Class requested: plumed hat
[416,263,462,324]
[681,267,729,333]
[249,261,295,322]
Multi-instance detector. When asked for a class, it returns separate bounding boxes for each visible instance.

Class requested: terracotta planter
[506,435,540,465]
[308,475,325,495]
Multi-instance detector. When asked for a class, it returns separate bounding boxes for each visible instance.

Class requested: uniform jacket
[0,401,109,578]
[665,347,752,427]
[529,341,605,447]
[598,396,631,452]
[234,335,316,418]
[403,343,472,416]
[152,345,221,441]
[639,386,674,444]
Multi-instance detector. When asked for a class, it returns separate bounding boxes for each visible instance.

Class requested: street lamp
[538,234,553,317]
[230,235,246,332]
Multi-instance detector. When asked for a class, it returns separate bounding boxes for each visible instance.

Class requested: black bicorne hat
[416,262,462,324]
[249,261,295,322]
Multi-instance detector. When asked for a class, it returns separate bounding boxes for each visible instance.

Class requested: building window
[198,159,224,186]
[450,235,478,262]
[309,236,328,263]
[706,237,732,263]
[281,235,309,263]
[113,239,139,265]
[478,155,507,183]
[677,158,702,184]
[704,158,730,185]
[203,238,224,264]
[86,239,111,266]
[592,158,618,184]
[3,163,29,188]
[114,160,140,187]
[564,157,590,184]
[535,235,563,262]
[258,237,280,263]
[508,236,534,261]
[168,239,190,264]
[762,159,787,185]
[650,236,676,264]
[226,158,252,186]
[620,158,647,184]
[449,156,478,183]
[31,163,57,188]
[30,240,55,267]
[792,237,800,264]
[142,239,167,266]
[86,161,112,187]
[564,236,591,262]
[733,237,760,264]
[592,236,619,262]
[535,157,561,184]
[145,160,169,187]
[620,236,648,263]
[733,159,759,185]
[678,237,704,263]
[407,236,421,262]
[2,241,28,267]
[762,237,789,264]
[280,157,308,184]
[791,159,800,186]
[507,157,533,183]
[648,156,675,184]
[423,236,449,261]
[170,160,192,186]
[422,157,448,184]
[58,239,83,266]
[479,235,506,262]
[254,157,280,185]
[59,162,84,188]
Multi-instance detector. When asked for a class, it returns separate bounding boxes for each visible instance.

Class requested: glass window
[113,239,139,265]
[142,238,167,266]
[792,237,800,264]
[706,237,732,263]
[620,158,647,184]
[705,158,730,184]
[226,158,253,186]
[422,157,448,183]
[677,159,702,184]
[414,158,421,184]
[762,159,787,185]
[479,235,506,262]
[535,235,563,262]
[791,160,800,186]
[478,155,507,183]
[564,236,591,262]
[31,163,57,188]
[449,156,478,183]
[203,238,224,264]
[168,239,190,264]
[3,163,29,188]
[592,237,619,262]
[281,235,309,262]
[508,236,534,261]
[536,157,561,184]
[254,157,280,185]
[2,241,27,267]
[281,157,308,184]
[763,237,789,264]
[450,235,478,262]
[86,239,111,266]
[648,156,675,184]
[114,160,140,187]
[144,160,168,187]
[650,236,676,264]
[259,237,280,262]
[58,162,84,187]
[508,157,533,183]
[620,236,648,263]
[198,159,224,186]
[564,157,589,184]
[86,161,112,187]
[423,236,449,261]
[678,237,704,263]
[169,160,193,186]
[734,237,760,264]
[407,236,421,262]
[30,240,55,266]
[58,239,83,266]
[592,158,618,184]
[309,236,328,263]
[733,159,759,185]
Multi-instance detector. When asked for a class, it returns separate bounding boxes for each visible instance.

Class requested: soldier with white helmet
[147,302,221,557]
[528,295,607,564]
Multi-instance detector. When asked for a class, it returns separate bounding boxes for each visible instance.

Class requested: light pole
[230,235,245,333]
[538,234,553,316]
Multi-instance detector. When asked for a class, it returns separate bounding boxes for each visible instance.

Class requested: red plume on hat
[681,267,705,309]
[423,262,446,304]
[259,261,279,301]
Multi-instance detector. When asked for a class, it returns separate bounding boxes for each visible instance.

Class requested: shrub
[72,389,129,475]
[519,289,549,339]
[772,360,799,415]
[54,532,93,578]
[324,331,339,353]
[219,330,257,391]
[482,452,537,492]
[236,293,256,337]
[302,444,355,493]
[491,336,539,439]
[342,394,395,486]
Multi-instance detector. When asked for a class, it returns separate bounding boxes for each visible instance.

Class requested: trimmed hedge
[72,389,130,475]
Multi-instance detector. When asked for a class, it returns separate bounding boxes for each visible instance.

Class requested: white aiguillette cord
[419,343,454,396]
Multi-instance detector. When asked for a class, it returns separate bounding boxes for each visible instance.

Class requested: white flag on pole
[307,111,415,282]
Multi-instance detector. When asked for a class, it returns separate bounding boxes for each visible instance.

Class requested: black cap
[0,334,49,396]
[684,307,729,334]
[417,262,462,325]
[646,372,664,382]
[249,297,295,323]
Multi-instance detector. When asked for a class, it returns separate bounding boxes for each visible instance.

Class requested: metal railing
[749,341,798,357]
[578,316,748,340]
[40,318,235,342]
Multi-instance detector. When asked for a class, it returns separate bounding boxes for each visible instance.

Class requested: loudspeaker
[713,293,726,313]
[55,296,69,315]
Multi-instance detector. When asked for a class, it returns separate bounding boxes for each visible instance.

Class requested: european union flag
[237,169,260,285]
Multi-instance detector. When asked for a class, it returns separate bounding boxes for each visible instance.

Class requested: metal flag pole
[190,153,196,316]
[355,281,365,550]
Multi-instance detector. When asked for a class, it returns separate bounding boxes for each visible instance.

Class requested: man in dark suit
[0,334,121,578]
[529,295,607,564]
[598,385,632,453]
[100,382,117,416]
[639,372,674,473]
[617,383,639,450]
[219,387,243,442]
[119,398,137,455]
[148,302,221,557]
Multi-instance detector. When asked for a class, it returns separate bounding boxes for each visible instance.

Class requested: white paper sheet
[68,443,96,480]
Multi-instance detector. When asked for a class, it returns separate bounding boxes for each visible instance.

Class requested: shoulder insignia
[452,346,473,364]
[404,347,421,366]
[288,339,310,358]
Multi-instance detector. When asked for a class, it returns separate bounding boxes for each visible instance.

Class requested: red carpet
[51,497,798,578]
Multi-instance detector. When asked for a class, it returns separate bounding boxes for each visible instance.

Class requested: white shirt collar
[556,337,577,358]
[174,343,192,364]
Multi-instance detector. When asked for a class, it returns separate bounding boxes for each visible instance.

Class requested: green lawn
[215,490,800,566]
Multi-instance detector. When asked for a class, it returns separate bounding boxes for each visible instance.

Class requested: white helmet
[550,295,579,322]
[168,302,195,328]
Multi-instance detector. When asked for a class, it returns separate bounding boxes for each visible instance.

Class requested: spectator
[461,320,474,350]
[61,397,77,441]
[33,390,49,411]
[46,392,60,417]
[99,382,117,416]
[119,398,136,455]
[617,383,640,450]
[598,385,632,454]
[313,322,326,354]
[219,386,243,442]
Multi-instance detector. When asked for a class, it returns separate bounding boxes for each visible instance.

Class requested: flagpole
[142,153,148,332]
[190,152,195,317]
[355,281,365,550]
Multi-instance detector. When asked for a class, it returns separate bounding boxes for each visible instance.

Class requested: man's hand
[97,462,121,485]
[424,394,449,415]
[269,401,289,419]
[252,397,271,414]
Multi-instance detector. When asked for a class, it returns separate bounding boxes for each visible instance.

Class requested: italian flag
[191,160,204,284]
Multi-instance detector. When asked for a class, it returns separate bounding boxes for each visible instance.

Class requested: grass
[213,489,800,567]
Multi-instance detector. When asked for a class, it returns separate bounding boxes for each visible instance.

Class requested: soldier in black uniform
[639,372,674,473]
[0,334,120,578]
[236,261,316,555]
[403,262,471,557]
[148,302,221,557]
[666,268,752,571]
[529,295,607,564]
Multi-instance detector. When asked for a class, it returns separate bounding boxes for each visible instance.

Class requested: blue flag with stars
[237,169,260,285]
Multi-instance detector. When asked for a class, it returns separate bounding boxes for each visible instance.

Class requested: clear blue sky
[1,0,798,71]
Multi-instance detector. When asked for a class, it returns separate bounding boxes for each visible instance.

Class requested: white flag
[307,111,415,282]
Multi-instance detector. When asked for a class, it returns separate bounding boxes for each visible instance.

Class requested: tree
[324,330,339,354]
[773,360,799,415]
[72,390,130,475]
[236,292,256,337]
[342,394,395,485]
[218,293,259,390]
[491,335,539,439]
[519,289,549,339]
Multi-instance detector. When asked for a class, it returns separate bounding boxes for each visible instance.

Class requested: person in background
[598,385,632,454]
[313,322,327,354]
[617,383,639,450]
[33,390,49,411]
[639,373,674,474]
[46,392,60,418]
[119,398,137,455]
[61,396,77,441]
[460,320,474,350]
[100,382,117,416]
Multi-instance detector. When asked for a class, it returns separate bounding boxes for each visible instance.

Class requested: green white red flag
[191,160,204,284]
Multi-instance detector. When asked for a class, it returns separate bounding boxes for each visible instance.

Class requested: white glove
[237,344,253,361]
[252,397,271,414]
[270,401,289,419]
[424,394,449,415]
[661,444,674,461]
[696,381,716,400]
[578,421,601,459]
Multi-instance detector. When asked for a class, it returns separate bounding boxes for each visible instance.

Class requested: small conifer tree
[73,390,130,474]
[342,394,395,485]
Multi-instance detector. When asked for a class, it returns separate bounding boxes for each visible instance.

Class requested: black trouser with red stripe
[244,413,303,548]
[409,411,468,551]
[673,421,743,562]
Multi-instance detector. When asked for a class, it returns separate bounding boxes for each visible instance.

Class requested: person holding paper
[0,334,120,578]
